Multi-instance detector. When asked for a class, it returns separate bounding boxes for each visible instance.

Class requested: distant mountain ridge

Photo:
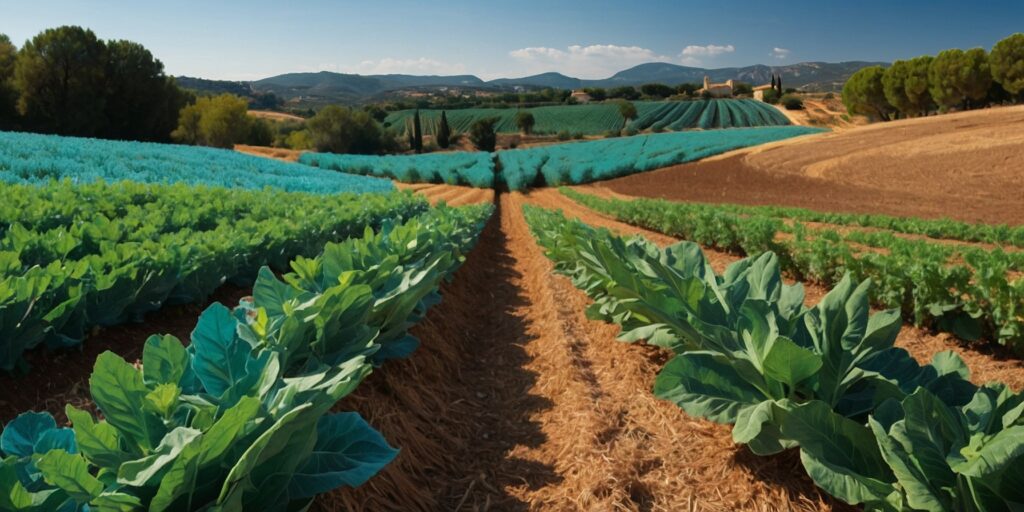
[178,61,884,104]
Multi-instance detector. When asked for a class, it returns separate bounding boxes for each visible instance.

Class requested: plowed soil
[395,182,495,206]
[596,105,1024,226]
[319,193,848,512]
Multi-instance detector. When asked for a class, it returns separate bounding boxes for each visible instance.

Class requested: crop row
[626,194,1024,248]
[563,189,1024,352]
[524,205,1023,511]
[299,151,495,189]
[385,99,790,137]
[498,126,822,191]
[300,126,822,191]
[0,130,393,195]
[0,203,493,511]
[0,180,428,372]
[627,99,789,131]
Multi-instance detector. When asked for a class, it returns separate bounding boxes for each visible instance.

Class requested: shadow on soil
[731,446,858,511]
[320,199,560,511]
[439,199,561,510]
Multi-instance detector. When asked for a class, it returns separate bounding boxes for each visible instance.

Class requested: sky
[4,0,1023,81]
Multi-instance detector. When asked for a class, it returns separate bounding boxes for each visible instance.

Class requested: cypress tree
[412,109,423,153]
[771,74,776,89]
[437,110,451,148]
[777,75,783,93]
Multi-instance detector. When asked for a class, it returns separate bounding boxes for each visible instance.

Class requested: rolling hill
[177,61,883,105]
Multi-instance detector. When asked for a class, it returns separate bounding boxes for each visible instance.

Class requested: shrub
[246,117,274,146]
[285,129,313,150]
[514,110,535,134]
[824,92,835,100]
[468,117,498,152]
[556,130,571,141]
[761,88,781,104]
[305,105,390,154]
[780,94,804,110]
[172,94,251,148]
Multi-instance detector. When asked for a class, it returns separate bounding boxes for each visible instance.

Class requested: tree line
[0,26,191,141]
[843,33,1024,120]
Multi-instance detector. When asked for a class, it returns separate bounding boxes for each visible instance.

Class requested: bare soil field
[773,95,864,131]
[596,105,1024,226]
[234,143,303,162]
[394,182,495,206]
[247,110,306,123]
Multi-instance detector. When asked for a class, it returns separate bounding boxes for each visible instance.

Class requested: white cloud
[678,44,735,66]
[508,44,672,78]
[770,47,791,60]
[681,44,735,57]
[319,57,468,75]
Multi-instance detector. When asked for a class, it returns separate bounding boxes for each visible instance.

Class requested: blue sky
[4,0,1023,80]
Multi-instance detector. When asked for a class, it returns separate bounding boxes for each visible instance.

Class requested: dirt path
[523,188,1024,391]
[323,193,846,511]
[234,144,303,162]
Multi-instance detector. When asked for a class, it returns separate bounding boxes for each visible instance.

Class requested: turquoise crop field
[384,99,790,136]
[0,130,393,194]
[300,151,496,188]
[498,126,823,190]
[302,126,823,191]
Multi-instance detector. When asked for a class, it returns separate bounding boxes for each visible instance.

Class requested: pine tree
[412,109,423,153]
[437,110,451,148]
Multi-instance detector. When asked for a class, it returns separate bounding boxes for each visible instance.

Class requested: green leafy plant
[522,205,1024,511]
[0,203,494,510]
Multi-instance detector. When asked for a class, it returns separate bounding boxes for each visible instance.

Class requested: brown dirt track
[320,193,847,512]
[595,105,1024,226]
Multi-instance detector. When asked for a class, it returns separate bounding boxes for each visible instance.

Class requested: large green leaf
[286,412,397,499]
[190,303,249,398]
[89,352,166,454]
[762,335,822,388]
[780,400,896,506]
[0,459,68,511]
[217,404,320,508]
[654,351,763,424]
[117,427,202,487]
[65,405,126,470]
[142,334,189,387]
[90,492,145,511]
[35,450,102,504]
[1,412,57,458]
[732,400,796,455]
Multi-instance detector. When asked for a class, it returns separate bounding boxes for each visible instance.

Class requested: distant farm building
[570,90,592,103]
[697,76,734,98]
[753,74,783,102]
[752,84,774,101]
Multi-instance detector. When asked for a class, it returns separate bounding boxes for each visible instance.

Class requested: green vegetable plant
[562,188,1024,353]
[0,203,493,510]
[523,205,1023,510]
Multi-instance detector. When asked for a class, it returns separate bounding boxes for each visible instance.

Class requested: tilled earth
[592,105,1024,226]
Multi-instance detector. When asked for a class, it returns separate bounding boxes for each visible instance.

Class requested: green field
[384,99,791,136]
